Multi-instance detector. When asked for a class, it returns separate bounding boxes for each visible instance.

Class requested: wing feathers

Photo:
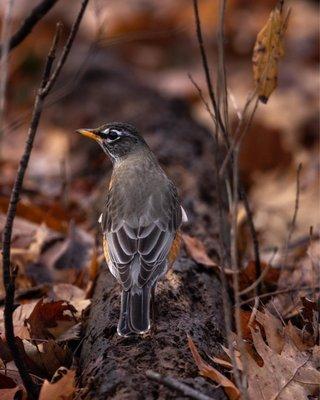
[103,179,183,290]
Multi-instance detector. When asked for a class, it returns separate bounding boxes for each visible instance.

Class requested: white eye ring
[104,129,122,143]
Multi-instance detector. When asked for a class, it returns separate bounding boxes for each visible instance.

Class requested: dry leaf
[246,326,320,400]
[284,321,314,352]
[238,260,280,292]
[26,299,77,340]
[0,387,25,400]
[255,309,284,353]
[39,369,75,400]
[182,234,218,268]
[188,336,240,400]
[51,283,86,302]
[23,339,72,377]
[51,284,90,318]
[252,0,289,103]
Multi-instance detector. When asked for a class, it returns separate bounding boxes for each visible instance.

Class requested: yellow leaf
[188,336,240,400]
[252,0,290,103]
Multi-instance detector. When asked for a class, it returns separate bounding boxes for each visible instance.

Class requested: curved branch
[0,0,59,55]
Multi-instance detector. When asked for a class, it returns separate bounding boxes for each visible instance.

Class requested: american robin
[76,123,187,336]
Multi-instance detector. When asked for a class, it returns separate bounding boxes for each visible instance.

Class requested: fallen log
[80,256,226,399]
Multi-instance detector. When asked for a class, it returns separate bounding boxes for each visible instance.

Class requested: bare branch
[188,73,216,123]
[41,0,89,96]
[240,285,319,307]
[217,0,229,134]
[2,24,61,399]
[0,0,14,149]
[1,1,89,397]
[192,0,228,144]
[219,92,258,177]
[146,370,215,400]
[283,163,302,265]
[240,187,262,295]
[0,0,60,54]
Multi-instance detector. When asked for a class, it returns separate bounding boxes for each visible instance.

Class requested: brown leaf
[40,222,94,284]
[238,260,280,292]
[0,302,35,340]
[255,309,284,353]
[188,336,240,400]
[26,299,77,340]
[182,234,218,268]
[0,387,25,400]
[23,339,72,377]
[39,369,75,400]
[284,322,314,352]
[51,284,86,302]
[0,372,17,389]
[0,196,68,233]
[252,1,289,103]
[246,326,320,399]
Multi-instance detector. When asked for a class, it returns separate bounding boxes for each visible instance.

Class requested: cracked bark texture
[80,258,226,399]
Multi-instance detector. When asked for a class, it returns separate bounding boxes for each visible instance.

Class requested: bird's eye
[106,129,121,143]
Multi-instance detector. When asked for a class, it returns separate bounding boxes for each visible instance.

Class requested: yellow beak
[76,129,99,141]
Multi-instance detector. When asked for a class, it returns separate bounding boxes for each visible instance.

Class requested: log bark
[80,257,226,400]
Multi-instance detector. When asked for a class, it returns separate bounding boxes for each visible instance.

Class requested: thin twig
[1,25,61,399]
[1,1,89,396]
[248,297,259,326]
[283,163,302,266]
[240,186,262,295]
[0,0,59,54]
[217,0,229,135]
[188,73,216,123]
[219,92,258,177]
[192,0,228,144]
[239,263,271,296]
[41,0,89,96]
[0,0,14,152]
[146,370,215,400]
[240,285,319,307]
[192,0,245,395]
[230,148,249,399]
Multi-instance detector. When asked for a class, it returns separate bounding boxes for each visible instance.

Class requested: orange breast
[102,237,110,262]
[167,230,182,268]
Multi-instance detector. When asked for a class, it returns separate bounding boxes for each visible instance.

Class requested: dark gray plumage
[76,122,185,336]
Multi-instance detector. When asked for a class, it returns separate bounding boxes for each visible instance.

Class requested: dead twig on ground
[0,0,60,55]
[146,370,215,400]
[1,1,89,397]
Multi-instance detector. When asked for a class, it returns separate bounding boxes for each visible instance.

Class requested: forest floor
[0,0,319,399]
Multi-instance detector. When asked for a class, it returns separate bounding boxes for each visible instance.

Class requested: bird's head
[76,122,147,161]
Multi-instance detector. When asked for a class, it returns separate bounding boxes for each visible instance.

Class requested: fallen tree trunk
[80,256,226,400]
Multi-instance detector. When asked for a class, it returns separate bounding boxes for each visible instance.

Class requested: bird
[76,122,187,336]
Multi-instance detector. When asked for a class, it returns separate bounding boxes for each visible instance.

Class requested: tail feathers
[117,285,152,336]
